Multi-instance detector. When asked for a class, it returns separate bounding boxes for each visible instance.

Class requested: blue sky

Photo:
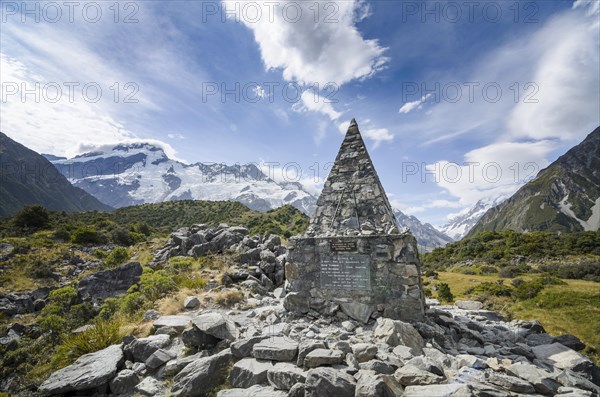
[1,0,599,227]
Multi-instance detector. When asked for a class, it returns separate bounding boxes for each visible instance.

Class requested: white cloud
[168,133,185,140]
[294,90,342,121]
[399,94,431,114]
[222,0,388,88]
[429,140,555,207]
[362,128,393,148]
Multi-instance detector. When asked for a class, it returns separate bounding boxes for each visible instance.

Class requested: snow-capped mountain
[393,209,453,251]
[47,143,317,214]
[440,195,509,240]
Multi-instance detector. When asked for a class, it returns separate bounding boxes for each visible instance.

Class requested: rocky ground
[3,225,600,396]
[38,293,599,397]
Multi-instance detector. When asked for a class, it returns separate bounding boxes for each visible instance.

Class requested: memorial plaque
[330,240,357,252]
[320,254,371,290]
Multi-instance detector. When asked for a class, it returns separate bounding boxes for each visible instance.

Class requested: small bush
[466,281,512,297]
[104,247,129,268]
[511,278,524,287]
[71,227,105,245]
[437,283,454,303]
[173,274,208,289]
[51,318,123,368]
[120,291,148,315]
[139,269,177,302]
[13,205,50,229]
[512,280,544,301]
[52,228,71,241]
[214,289,244,306]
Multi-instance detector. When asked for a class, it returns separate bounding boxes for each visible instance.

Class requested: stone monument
[283,119,425,323]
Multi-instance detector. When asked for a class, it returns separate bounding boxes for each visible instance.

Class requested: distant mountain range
[0,133,112,217]
[440,196,509,240]
[46,143,317,215]
[393,209,454,251]
[468,126,600,236]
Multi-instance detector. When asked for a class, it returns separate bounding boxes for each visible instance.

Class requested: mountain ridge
[468,126,600,236]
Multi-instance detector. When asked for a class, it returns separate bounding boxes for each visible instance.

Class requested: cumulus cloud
[293,90,342,121]
[222,0,388,87]
[362,128,393,148]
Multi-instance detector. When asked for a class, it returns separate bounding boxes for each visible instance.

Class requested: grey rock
[217,385,287,397]
[527,333,555,347]
[181,326,220,348]
[556,386,596,396]
[297,340,327,367]
[455,300,484,310]
[172,349,233,397]
[273,287,286,299]
[355,371,399,397]
[506,361,561,395]
[109,369,139,394]
[267,362,307,391]
[346,353,360,370]
[253,337,298,362]
[304,367,357,397]
[145,349,177,369]
[143,309,161,321]
[304,349,344,368]
[557,369,600,393]
[184,296,200,309]
[394,364,445,386]
[352,343,378,363]
[359,360,395,374]
[392,345,416,361]
[403,384,469,397]
[487,372,536,393]
[228,358,273,388]
[555,334,586,351]
[288,383,305,397]
[192,312,239,341]
[283,292,309,314]
[374,318,424,354]
[153,315,191,332]
[340,302,372,324]
[77,262,142,303]
[125,334,170,362]
[135,376,164,396]
[231,336,268,358]
[39,344,124,394]
[531,343,595,374]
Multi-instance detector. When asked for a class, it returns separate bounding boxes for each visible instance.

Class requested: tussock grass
[213,289,245,307]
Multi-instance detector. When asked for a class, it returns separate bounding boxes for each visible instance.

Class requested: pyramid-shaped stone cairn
[284,119,426,323]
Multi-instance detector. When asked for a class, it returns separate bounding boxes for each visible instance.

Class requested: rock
[288,383,305,397]
[394,364,445,386]
[455,300,483,310]
[132,362,146,376]
[359,360,395,375]
[109,369,139,394]
[557,369,600,393]
[217,385,287,397]
[77,262,142,303]
[532,343,595,374]
[228,358,273,388]
[184,296,200,309]
[253,337,298,362]
[163,352,209,377]
[392,345,416,361]
[172,349,233,397]
[181,326,220,348]
[297,340,327,367]
[145,349,176,369]
[267,362,307,390]
[283,292,309,314]
[153,315,191,332]
[355,371,399,397]
[125,334,170,362]
[273,287,285,299]
[231,336,268,358]
[404,384,469,397]
[374,318,424,354]
[556,386,596,396]
[346,353,360,370]
[135,376,164,396]
[340,302,372,324]
[506,362,561,395]
[192,312,239,341]
[341,320,356,332]
[304,367,356,397]
[39,344,124,394]
[487,372,536,394]
[352,343,378,363]
[304,349,344,368]
[554,334,586,352]
[143,309,161,321]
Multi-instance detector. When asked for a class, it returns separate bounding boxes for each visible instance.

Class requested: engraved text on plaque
[320,254,371,290]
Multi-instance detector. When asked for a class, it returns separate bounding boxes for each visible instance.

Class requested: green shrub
[437,283,454,303]
[71,227,106,245]
[168,256,195,271]
[173,274,208,289]
[13,205,50,230]
[98,298,121,320]
[52,228,71,241]
[466,280,512,297]
[512,280,544,301]
[104,247,129,268]
[138,269,177,302]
